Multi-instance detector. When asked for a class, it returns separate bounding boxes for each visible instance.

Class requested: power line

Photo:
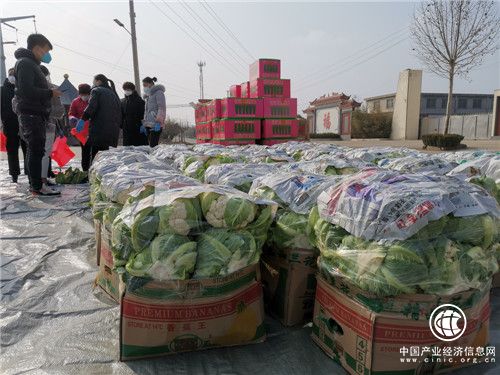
[158,0,246,74]
[179,0,249,68]
[296,37,408,93]
[295,26,409,85]
[199,0,255,61]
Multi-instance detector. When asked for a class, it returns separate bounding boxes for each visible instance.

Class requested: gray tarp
[1,160,499,375]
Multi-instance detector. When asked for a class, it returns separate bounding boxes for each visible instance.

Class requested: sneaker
[31,185,61,196]
[45,179,57,187]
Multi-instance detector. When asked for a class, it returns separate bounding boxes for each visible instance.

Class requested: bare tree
[411,1,500,134]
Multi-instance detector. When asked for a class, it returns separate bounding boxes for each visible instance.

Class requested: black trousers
[147,128,162,147]
[3,118,27,177]
[18,114,47,190]
[90,145,109,165]
[81,142,92,171]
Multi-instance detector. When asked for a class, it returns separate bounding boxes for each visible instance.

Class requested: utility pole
[0,15,35,82]
[129,0,141,95]
[197,61,206,99]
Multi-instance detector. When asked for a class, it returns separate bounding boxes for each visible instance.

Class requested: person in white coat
[141,76,165,147]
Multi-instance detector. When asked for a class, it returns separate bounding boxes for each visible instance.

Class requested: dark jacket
[13,48,52,117]
[121,91,147,146]
[1,79,18,126]
[82,85,121,148]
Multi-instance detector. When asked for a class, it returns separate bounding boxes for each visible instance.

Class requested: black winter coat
[1,79,18,127]
[82,85,121,148]
[121,91,147,146]
[13,48,52,117]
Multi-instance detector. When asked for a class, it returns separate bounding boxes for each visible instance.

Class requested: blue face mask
[41,52,52,64]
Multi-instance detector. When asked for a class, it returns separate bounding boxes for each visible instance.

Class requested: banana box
[312,276,492,375]
[94,227,121,303]
[119,264,265,360]
[94,219,101,266]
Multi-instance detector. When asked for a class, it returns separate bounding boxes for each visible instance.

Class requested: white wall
[391,69,422,140]
[315,107,340,134]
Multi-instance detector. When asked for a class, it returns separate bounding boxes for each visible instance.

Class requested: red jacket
[68,97,88,119]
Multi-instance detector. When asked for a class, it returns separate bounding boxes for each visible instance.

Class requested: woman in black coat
[79,74,121,162]
[121,82,147,146]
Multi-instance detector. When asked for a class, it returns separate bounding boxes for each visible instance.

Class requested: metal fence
[420,113,492,139]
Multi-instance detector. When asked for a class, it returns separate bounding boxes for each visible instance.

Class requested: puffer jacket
[13,48,52,117]
[143,84,166,128]
[82,85,121,148]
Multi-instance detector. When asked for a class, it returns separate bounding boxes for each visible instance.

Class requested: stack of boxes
[195,58,300,145]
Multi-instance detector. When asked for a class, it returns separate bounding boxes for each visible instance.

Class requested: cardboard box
[262,98,297,118]
[195,122,212,140]
[250,78,291,98]
[94,219,102,266]
[241,82,250,98]
[260,248,317,326]
[250,59,281,81]
[220,98,263,119]
[229,84,242,98]
[206,99,221,121]
[95,227,121,303]
[312,276,491,375]
[212,119,261,140]
[262,119,298,139]
[119,264,265,360]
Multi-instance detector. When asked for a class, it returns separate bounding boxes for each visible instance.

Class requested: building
[303,92,361,140]
[365,92,494,116]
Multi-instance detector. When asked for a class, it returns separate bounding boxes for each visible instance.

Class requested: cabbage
[200,192,257,229]
[158,197,202,236]
[126,233,197,280]
[269,209,313,250]
[445,214,498,248]
[111,217,134,267]
[246,205,275,249]
[102,203,123,230]
[130,206,159,251]
[194,229,259,278]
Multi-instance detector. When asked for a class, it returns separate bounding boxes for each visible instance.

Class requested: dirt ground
[312,138,500,153]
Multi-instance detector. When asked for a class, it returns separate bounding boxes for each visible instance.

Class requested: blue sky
[2,1,499,123]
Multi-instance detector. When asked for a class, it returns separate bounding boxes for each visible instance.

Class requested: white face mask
[80,95,89,101]
[8,75,16,84]
[124,90,133,96]
[143,87,151,95]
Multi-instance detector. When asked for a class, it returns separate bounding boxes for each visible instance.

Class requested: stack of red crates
[195,58,299,146]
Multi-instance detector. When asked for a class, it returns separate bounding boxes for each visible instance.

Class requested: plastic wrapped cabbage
[126,233,197,280]
[194,228,259,278]
[204,163,278,192]
[314,169,500,296]
[200,192,258,229]
[102,202,123,230]
[378,155,457,175]
[269,209,314,250]
[158,197,202,236]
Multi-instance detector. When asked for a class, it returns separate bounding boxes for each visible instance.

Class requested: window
[472,98,482,109]
[426,97,437,109]
[458,98,468,109]
[373,100,380,112]
[386,98,394,109]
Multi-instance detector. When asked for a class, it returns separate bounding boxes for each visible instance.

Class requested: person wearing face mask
[69,83,92,171]
[39,65,65,190]
[14,33,62,196]
[1,68,27,183]
[78,74,121,163]
[121,81,147,146]
[142,76,166,147]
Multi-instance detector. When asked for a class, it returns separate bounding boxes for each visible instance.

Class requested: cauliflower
[158,198,202,236]
[201,192,257,229]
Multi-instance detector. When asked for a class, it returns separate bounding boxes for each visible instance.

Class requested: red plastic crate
[249,78,290,98]
[195,122,212,140]
[250,59,281,81]
[196,139,210,144]
[220,98,263,119]
[262,98,297,118]
[229,85,241,98]
[212,139,255,146]
[261,119,298,139]
[195,103,207,123]
[212,119,261,140]
[241,82,250,98]
[258,139,293,146]
[206,99,221,121]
